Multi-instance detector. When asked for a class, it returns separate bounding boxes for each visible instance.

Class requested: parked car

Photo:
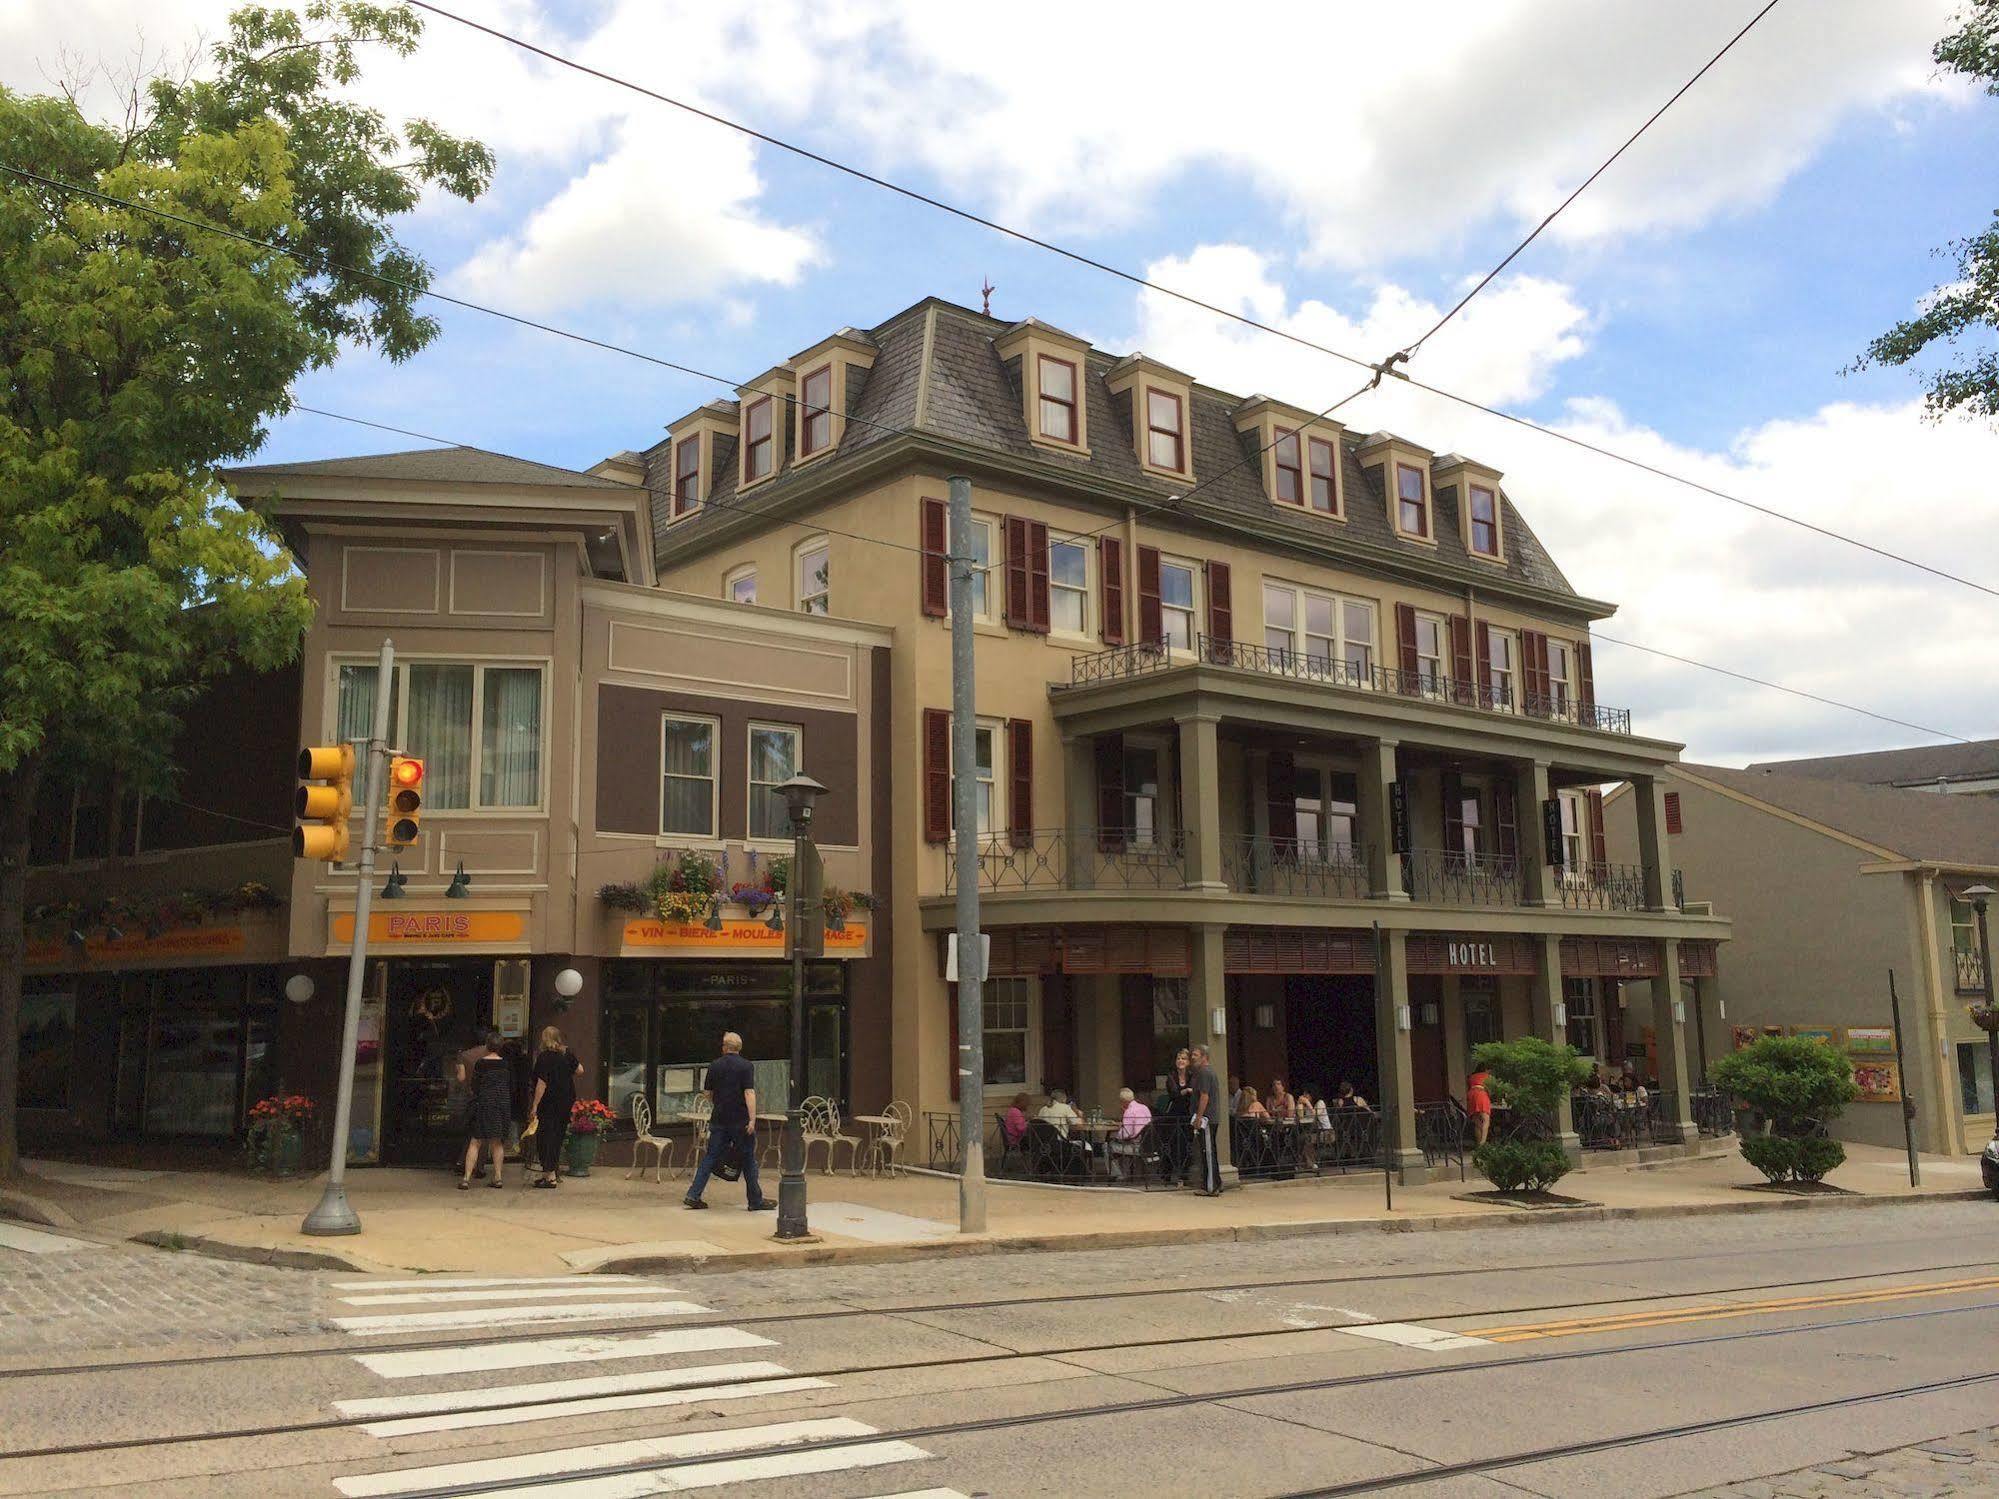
[1983,1138,1999,1198]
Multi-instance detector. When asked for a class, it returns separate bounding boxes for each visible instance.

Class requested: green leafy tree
[0,2,491,1179]
[1468,1037,1589,1193]
[1711,1036,1858,1185]
[1853,0,1999,418]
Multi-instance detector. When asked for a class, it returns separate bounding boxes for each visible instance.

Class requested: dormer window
[1273,430,1302,504]
[1468,484,1500,558]
[799,365,833,458]
[1395,463,1430,539]
[743,396,775,483]
[1308,438,1337,514]
[672,437,701,517]
[1038,355,1078,444]
[1145,389,1184,471]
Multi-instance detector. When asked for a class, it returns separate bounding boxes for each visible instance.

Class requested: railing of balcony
[1069,640,1172,684]
[1406,848,1522,906]
[942,828,1188,893]
[1957,947,1989,996]
[1558,862,1651,912]
[1673,868,1686,910]
[1221,835,1372,900]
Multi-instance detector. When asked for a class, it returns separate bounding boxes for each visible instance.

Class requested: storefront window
[1462,978,1500,1060]
[1149,978,1189,1089]
[337,661,544,811]
[17,983,75,1110]
[1960,1043,1995,1115]
[146,972,248,1136]
[984,977,1031,1087]
[1563,978,1598,1058]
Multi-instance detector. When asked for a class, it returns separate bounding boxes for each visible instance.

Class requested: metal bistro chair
[625,1093,675,1183]
[800,1096,862,1175]
[867,1099,915,1178]
[684,1093,712,1171]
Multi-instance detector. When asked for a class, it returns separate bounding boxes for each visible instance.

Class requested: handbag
[714,1140,743,1182]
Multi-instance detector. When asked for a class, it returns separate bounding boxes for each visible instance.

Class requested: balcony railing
[1406,848,1521,906]
[1958,948,1990,996]
[942,828,1187,893]
[1221,834,1371,900]
[1559,862,1651,911]
[1065,634,1633,735]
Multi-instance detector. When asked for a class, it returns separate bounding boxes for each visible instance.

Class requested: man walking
[684,1031,776,1212]
[1191,1043,1224,1196]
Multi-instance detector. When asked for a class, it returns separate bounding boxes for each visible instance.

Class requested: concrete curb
[0,1187,80,1231]
[128,1228,375,1274]
[589,1188,1996,1276]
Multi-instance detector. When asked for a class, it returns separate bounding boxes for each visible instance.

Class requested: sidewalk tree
[1711,1035,1858,1186]
[1469,1037,1589,1194]
[0,1,491,1180]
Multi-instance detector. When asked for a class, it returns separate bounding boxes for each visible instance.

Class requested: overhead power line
[405,0,1997,603]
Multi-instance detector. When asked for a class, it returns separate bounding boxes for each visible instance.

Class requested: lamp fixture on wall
[379,862,407,899]
[444,862,471,899]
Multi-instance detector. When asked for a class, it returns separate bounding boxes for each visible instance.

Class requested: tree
[1711,1036,1859,1185]
[0,2,491,1180]
[1853,0,1999,418]
[1468,1037,1590,1194]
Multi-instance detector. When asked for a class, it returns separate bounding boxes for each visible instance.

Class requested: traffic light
[295,745,355,862]
[386,755,425,847]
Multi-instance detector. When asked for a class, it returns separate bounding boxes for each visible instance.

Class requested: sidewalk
[4,1141,1986,1278]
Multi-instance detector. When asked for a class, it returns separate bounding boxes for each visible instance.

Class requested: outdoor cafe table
[849,1113,897,1176]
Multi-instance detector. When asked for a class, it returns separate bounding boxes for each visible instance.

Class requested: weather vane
[980,278,995,316]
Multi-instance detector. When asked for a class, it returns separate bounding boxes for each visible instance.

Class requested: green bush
[1739,1133,1847,1185]
[1713,1036,1857,1185]
[1469,1037,1591,1116]
[1472,1139,1572,1193]
[1794,1136,1846,1182]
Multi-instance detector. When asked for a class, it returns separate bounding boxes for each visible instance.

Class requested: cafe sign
[26,926,248,965]
[330,910,528,947]
[622,918,868,958]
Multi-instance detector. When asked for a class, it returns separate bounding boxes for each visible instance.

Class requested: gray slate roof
[227,446,631,490]
[1746,740,1999,789]
[1684,762,1999,868]
[646,298,1578,600]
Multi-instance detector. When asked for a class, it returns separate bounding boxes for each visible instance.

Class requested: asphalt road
[5,1198,1999,1497]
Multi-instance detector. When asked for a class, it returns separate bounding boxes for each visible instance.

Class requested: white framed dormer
[1235,396,1344,520]
[663,401,738,524]
[1434,453,1506,564]
[1105,353,1195,482]
[735,363,796,491]
[787,328,876,467]
[993,319,1093,457]
[1357,431,1436,545]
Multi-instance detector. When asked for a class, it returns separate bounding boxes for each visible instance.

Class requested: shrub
[1739,1133,1848,1185]
[1795,1136,1846,1182]
[1712,1036,1857,1185]
[1472,1140,1572,1193]
[1469,1037,1591,1116]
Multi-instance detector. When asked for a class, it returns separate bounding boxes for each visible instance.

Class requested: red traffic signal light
[386,755,425,846]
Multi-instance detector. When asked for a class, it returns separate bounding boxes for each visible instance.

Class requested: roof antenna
[980,278,995,317]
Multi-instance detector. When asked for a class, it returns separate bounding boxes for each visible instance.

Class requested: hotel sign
[1408,933,1539,976]
[622,918,868,959]
[1446,939,1500,970]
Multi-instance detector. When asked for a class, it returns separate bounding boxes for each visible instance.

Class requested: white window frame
[1290,759,1359,861]
[658,713,720,840]
[746,721,802,844]
[330,656,550,815]
[794,536,830,615]
[1394,462,1432,542]
[1557,789,1588,879]
[981,975,1040,1094]
[797,362,835,459]
[1413,610,1448,697]
[724,564,758,607]
[1262,580,1377,684]
[1048,534,1092,639]
[951,717,1005,841]
[1486,627,1518,712]
[1467,483,1503,559]
[1545,638,1572,713]
[953,513,998,624]
[1144,386,1187,473]
[1157,555,1199,653]
[1121,732,1173,848]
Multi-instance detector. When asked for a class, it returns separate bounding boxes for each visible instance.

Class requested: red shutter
[1521,631,1549,710]
[920,497,947,618]
[1449,615,1474,705]
[1443,771,1465,858]
[1007,718,1033,848]
[1585,788,1608,873]
[1577,640,1596,715]
[1100,536,1126,644]
[1003,516,1030,628]
[1205,560,1232,659]
[1475,621,1493,707]
[1664,790,1683,836]
[1395,602,1420,694]
[1136,546,1163,645]
[947,980,960,1102]
[922,708,951,844]
[1266,751,1297,845]
[1026,520,1051,633]
[1095,734,1125,851]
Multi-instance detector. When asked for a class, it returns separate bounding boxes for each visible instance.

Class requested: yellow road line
[1465,1274,1999,1343]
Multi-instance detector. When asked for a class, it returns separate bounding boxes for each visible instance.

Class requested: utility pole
[949,474,987,1234]
[1887,970,1920,1189]
[303,637,392,1237]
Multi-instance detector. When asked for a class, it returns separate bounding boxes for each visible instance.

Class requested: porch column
[1528,933,1582,1162]
[1514,759,1555,907]
[1652,941,1699,1143]
[1177,712,1225,891]
[1062,733,1094,890]
[1633,774,1673,912]
[1440,975,1468,1101]
[1375,928,1428,1182]
[1360,737,1408,901]
[1188,923,1234,1174]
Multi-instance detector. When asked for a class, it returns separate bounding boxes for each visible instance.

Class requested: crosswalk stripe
[333,1301,709,1336]
[0,1222,99,1254]
[340,1286,676,1307]
[332,1417,895,1496]
[333,1276,646,1291]
[858,1491,973,1498]
[353,1327,775,1380]
[354,1375,830,1437]
[477,1442,930,1496]
[1336,1321,1491,1352]
[337,1360,797,1419]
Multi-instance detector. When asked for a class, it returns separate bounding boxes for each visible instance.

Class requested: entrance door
[383,961,493,1167]
[1408,977,1448,1102]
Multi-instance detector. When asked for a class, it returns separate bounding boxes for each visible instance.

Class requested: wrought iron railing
[1220,834,1371,900]
[1193,637,1376,690]
[1673,869,1686,910]
[1559,862,1651,911]
[942,828,1187,892]
[1068,640,1172,684]
[1519,692,1634,735]
[1689,1088,1734,1138]
[1957,948,1989,996]
[1415,1099,1468,1179]
[1405,848,1522,906]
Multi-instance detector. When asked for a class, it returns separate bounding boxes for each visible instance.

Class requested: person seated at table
[1037,1089,1081,1139]
[1002,1092,1030,1147]
[1236,1085,1270,1120]
[1293,1090,1316,1127]
[1229,1075,1246,1116]
[1107,1087,1153,1180]
[1312,1091,1333,1129]
[1332,1080,1371,1112]
[1266,1079,1296,1121]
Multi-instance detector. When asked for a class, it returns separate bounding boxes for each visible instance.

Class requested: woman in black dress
[1161,1047,1197,1187]
[528,1025,584,1188]
[460,1030,510,1190]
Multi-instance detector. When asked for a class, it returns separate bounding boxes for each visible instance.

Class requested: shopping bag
[715,1140,743,1182]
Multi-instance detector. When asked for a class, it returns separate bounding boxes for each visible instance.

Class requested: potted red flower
[244,1094,315,1176]
[565,1098,617,1176]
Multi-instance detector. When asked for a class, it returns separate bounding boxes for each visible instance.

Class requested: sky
[7,0,1998,767]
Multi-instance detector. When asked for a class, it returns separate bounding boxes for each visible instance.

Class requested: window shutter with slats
[1585,788,1608,873]
[1003,516,1030,628]
[1100,536,1126,644]
[922,708,951,843]
[1664,790,1683,836]
[1449,615,1475,705]
[1395,602,1419,694]
[1577,640,1596,716]
[1026,520,1051,633]
[1205,560,1232,659]
[1475,621,1493,705]
[1266,751,1297,845]
[920,497,948,618]
[1137,546,1163,644]
[1007,718,1033,847]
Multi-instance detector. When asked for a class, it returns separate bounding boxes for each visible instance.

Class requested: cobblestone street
[1694,1426,1999,1498]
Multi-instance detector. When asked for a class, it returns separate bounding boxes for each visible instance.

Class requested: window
[1273,430,1302,504]
[725,565,757,606]
[1564,978,1598,1056]
[1308,437,1337,513]
[1414,611,1446,692]
[743,396,774,482]
[1487,629,1516,709]
[1462,978,1500,1060]
[1145,389,1184,470]
[957,515,995,621]
[1037,355,1078,443]
[1262,583,1295,657]
[984,977,1033,1088]
[1558,790,1587,872]
[1396,462,1430,538]
[1262,582,1376,682]
[659,716,717,838]
[673,438,701,515]
[799,365,833,457]
[336,660,544,810]
[1158,559,1196,650]
[796,539,829,614]
[1123,743,1162,846]
[1454,786,1482,860]
[1468,484,1499,556]
[1545,639,1572,712]
[1343,599,1375,678]
[1049,538,1088,634]
[952,722,999,837]
[17,985,75,1111]
[1959,1042,1995,1115]
[748,723,800,841]
[1293,765,1358,858]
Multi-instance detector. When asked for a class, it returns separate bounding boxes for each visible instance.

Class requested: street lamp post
[1965,884,1998,1139]
[775,772,826,1242]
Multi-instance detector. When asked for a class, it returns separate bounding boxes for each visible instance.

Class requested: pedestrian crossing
[324,1273,958,1496]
